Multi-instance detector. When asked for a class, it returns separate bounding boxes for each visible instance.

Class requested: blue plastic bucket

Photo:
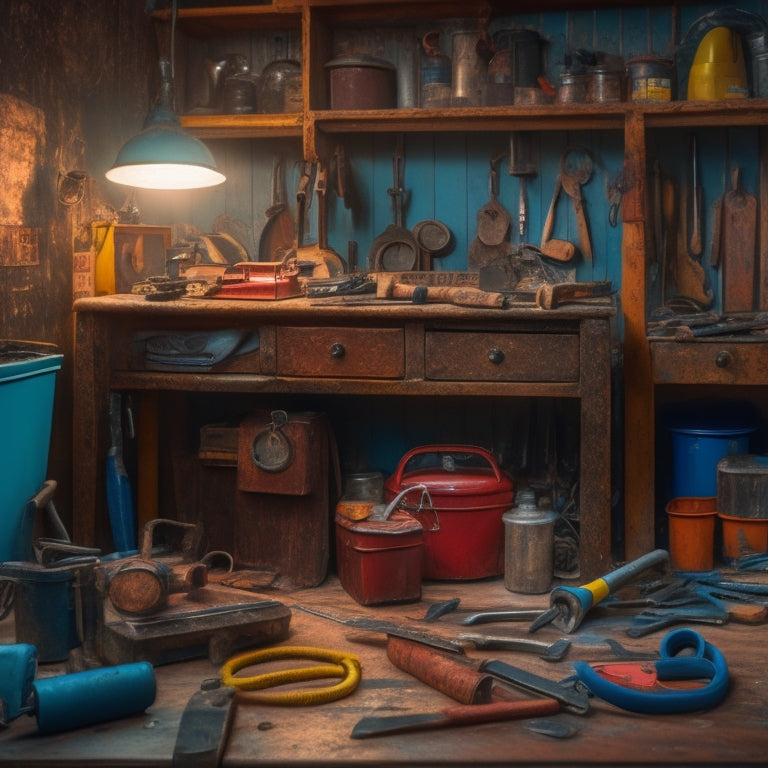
[0,341,63,562]
[667,405,758,498]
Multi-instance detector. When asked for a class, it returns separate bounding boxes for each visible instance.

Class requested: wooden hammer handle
[536,281,612,309]
[390,282,505,308]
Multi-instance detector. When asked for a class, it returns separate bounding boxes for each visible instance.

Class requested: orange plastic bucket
[666,497,717,570]
[718,513,768,560]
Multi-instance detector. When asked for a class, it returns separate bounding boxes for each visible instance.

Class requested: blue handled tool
[529,549,670,633]
[107,392,137,552]
[573,628,729,714]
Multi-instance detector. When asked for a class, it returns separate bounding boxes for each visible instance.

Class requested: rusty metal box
[335,511,423,605]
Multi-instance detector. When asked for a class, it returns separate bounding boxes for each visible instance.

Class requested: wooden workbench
[2,575,767,766]
[72,294,615,580]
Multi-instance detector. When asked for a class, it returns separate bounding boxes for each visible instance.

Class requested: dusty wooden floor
[2,572,767,766]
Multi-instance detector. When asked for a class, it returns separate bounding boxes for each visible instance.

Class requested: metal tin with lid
[627,56,674,102]
[502,491,558,594]
[384,444,514,580]
[325,54,397,110]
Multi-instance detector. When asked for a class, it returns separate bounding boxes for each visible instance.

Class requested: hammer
[535,281,613,309]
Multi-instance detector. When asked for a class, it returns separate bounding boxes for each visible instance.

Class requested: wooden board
[722,168,757,313]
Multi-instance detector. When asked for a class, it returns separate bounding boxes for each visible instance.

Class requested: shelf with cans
[155,2,768,160]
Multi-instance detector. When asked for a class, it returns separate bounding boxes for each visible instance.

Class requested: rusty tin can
[626,56,674,102]
[587,65,624,102]
[326,54,396,110]
[335,510,424,605]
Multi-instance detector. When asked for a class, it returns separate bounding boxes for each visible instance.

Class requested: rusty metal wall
[0,0,156,530]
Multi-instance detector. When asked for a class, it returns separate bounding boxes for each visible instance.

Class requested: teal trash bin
[666,403,759,498]
[0,341,63,562]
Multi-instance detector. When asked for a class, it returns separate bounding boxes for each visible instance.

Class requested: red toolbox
[335,510,424,605]
[384,445,514,580]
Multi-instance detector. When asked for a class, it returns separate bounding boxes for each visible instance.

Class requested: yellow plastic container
[688,27,748,100]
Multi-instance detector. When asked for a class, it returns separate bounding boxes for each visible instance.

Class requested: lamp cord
[170,0,177,81]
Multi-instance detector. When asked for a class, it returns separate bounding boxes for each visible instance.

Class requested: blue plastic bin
[0,341,63,562]
[667,404,759,498]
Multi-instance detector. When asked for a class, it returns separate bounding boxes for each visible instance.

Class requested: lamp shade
[106,60,226,191]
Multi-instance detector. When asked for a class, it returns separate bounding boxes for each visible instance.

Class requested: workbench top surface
[2,575,766,767]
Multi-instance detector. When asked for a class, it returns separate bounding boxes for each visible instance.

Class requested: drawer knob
[715,350,732,368]
[487,347,505,365]
[330,342,346,359]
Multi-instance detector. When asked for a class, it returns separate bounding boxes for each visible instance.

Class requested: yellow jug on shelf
[688,26,749,100]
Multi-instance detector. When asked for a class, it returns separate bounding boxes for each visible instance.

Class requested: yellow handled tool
[529,549,669,633]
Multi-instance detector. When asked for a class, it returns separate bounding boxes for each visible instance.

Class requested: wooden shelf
[180,112,303,139]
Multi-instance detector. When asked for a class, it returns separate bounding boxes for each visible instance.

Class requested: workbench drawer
[425,331,579,381]
[652,340,768,384]
[276,327,404,378]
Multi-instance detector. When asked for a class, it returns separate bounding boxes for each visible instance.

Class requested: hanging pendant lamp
[106,58,225,190]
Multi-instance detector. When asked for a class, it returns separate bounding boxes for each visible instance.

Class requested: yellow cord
[220,646,362,706]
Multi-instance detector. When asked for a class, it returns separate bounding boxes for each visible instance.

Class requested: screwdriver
[529,549,670,633]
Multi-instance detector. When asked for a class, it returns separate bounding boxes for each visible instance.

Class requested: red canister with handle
[384,445,514,580]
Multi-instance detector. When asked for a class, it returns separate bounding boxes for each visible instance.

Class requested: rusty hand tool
[350,697,560,739]
[540,174,576,262]
[457,634,571,662]
[529,549,670,634]
[386,635,589,713]
[461,608,549,625]
[294,605,467,654]
[173,681,235,768]
[535,280,612,309]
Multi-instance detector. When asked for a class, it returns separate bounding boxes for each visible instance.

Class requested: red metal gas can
[384,445,514,580]
[335,510,424,605]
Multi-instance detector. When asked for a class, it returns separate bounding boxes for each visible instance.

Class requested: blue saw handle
[106,449,136,552]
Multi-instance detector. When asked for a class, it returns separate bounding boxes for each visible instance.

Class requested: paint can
[626,56,675,102]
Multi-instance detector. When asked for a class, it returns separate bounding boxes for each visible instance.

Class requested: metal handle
[487,348,504,364]
[330,343,345,359]
[715,351,732,368]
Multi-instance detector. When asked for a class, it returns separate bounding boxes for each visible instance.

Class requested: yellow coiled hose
[220,646,362,706]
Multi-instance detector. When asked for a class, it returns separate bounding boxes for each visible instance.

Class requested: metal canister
[451,31,487,106]
[556,71,589,103]
[223,74,257,113]
[626,56,674,102]
[420,31,451,108]
[257,59,302,114]
[502,490,558,594]
[486,28,541,106]
[325,55,397,110]
[587,65,624,103]
[746,31,768,97]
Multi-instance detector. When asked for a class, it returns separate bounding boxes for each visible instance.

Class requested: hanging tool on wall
[688,134,703,259]
[559,146,594,262]
[711,166,757,312]
[509,132,537,241]
[468,153,512,270]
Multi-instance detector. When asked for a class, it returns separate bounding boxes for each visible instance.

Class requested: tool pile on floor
[5,518,768,758]
[4,477,768,752]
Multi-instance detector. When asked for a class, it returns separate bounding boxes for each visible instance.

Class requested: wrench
[458,634,571,662]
